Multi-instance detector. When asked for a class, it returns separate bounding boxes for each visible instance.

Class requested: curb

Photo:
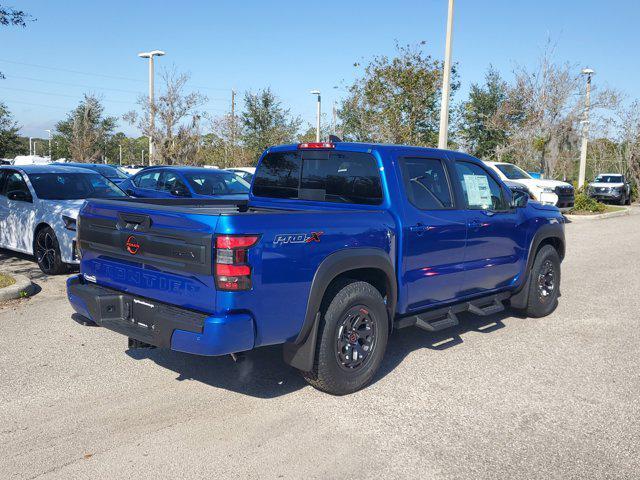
[564,206,631,222]
[0,273,35,302]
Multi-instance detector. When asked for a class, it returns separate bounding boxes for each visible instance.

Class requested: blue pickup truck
[67,142,565,395]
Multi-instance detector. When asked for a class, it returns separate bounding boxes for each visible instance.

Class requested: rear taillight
[298,142,335,149]
[215,235,259,291]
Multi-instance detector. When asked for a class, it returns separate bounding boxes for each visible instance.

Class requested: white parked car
[226,167,256,182]
[0,165,127,274]
[484,161,575,212]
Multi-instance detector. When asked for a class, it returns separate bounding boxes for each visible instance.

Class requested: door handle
[409,223,430,233]
[468,219,483,228]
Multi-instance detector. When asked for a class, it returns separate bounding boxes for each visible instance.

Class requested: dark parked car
[117,166,250,200]
[54,163,130,185]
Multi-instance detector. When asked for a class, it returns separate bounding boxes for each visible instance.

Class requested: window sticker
[463,174,492,208]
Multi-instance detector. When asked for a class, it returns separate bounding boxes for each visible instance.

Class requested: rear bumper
[66,275,255,356]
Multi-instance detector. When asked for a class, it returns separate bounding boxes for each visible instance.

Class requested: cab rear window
[253,150,383,205]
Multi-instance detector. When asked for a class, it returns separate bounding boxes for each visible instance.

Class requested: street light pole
[138,50,165,165]
[438,0,455,149]
[310,90,321,142]
[119,144,123,166]
[45,129,52,160]
[578,68,594,188]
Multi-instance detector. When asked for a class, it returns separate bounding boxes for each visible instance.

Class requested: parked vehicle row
[0,165,127,274]
[67,142,565,395]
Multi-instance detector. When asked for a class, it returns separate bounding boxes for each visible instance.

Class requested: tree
[0,5,32,27]
[241,88,301,160]
[457,67,510,159]
[124,68,207,165]
[338,41,459,146]
[0,102,22,157]
[612,100,640,191]
[1,5,34,79]
[55,94,116,161]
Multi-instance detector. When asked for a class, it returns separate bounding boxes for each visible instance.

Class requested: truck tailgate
[77,199,224,313]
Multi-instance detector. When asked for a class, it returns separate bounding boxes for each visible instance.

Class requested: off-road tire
[35,226,68,275]
[525,244,561,318]
[302,280,388,395]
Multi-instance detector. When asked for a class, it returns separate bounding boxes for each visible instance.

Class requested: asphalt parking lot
[1,209,639,480]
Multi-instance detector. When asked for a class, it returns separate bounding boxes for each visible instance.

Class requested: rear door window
[253,150,383,205]
[399,157,453,210]
[134,170,161,190]
[158,171,188,193]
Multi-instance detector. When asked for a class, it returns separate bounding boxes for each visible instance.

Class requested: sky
[2,0,639,138]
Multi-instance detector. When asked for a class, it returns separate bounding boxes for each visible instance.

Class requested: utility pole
[310,90,321,142]
[119,144,123,165]
[141,149,145,165]
[138,50,165,165]
[438,0,455,149]
[578,68,595,188]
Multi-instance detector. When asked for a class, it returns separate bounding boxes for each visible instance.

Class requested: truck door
[452,159,526,295]
[399,156,468,312]
[2,170,34,252]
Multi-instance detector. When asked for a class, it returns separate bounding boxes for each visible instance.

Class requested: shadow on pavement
[124,308,521,399]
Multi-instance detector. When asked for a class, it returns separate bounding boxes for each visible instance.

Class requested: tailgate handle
[116,213,152,232]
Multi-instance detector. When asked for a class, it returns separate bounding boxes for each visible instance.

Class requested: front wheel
[524,245,561,318]
[35,226,68,275]
[302,280,388,395]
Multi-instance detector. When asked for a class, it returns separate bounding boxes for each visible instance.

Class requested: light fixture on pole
[578,67,595,188]
[438,0,455,149]
[310,90,321,142]
[138,49,165,165]
[44,129,52,160]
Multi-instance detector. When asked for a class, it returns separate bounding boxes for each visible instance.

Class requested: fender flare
[510,221,565,309]
[282,248,397,372]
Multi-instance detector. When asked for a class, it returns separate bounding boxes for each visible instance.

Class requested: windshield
[29,173,126,200]
[495,163,532,180]
[594,175,622,183]
[90,165,129,179]
[182,170,250,195]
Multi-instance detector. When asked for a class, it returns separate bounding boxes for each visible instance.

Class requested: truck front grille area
[554,186,575,208]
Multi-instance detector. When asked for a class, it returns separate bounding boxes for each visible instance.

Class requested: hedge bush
[572,191,607,213]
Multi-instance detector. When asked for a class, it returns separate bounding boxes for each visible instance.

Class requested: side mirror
[7,190,32,203]
[510,189,529,208]
[170,187,191,197]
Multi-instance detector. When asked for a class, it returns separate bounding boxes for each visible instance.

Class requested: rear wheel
[524,245,561,318]
[302,280,388,395]
[35,226,67,275]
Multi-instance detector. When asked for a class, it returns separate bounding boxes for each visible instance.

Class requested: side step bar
[395,292,509,333]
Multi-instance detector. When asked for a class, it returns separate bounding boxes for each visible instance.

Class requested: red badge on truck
[125,235,140,255]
